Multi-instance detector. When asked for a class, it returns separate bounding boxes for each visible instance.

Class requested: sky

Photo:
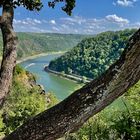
[2,0,140,34]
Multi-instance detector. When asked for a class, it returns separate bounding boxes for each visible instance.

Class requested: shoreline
[17,51,65,64]
[44,66,92,84]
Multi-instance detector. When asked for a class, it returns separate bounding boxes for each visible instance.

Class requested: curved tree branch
[3,29,140,140]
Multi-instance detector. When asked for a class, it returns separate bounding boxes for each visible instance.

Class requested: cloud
[52,27,60,31]
[59,15,130,33]
[14,18,42,26]
[33,19,42,24]
[106,14,129,25]
[13,15,139,34]
[49,20,56,25]
[113,0,138,7]
[60,16,86,25]
[13,18,49,32]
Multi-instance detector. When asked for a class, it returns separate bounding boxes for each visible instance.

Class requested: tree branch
[0,3,17,107]
[0,16,3,27]
[3,29,140,140]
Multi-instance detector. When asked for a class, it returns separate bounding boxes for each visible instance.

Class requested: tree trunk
[0,3,17,107]
[3,28,140,140]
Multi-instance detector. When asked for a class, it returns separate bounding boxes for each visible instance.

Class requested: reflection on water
[20,54,82,101]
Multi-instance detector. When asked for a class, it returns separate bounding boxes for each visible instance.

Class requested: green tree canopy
[0,0,75,15]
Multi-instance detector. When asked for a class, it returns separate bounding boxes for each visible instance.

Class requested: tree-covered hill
[48,29,136,79]
[0,33,89,59]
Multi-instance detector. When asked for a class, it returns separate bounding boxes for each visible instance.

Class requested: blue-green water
[20,54,82,101]
[20,54,128,110]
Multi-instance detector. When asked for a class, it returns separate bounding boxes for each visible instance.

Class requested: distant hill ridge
[48,29,136,79]
[0,32,90,59]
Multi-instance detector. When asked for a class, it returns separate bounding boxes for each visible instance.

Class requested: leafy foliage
[0,66,58,135]
[1,82,45,134]
[48,0,75,15]
[66,81,140,140]
[0,0,42,11]
[49,29,136,79]
[0,0,75,15]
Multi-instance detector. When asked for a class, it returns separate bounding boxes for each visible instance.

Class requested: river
[19,53,128,110]
[20,54,82,101]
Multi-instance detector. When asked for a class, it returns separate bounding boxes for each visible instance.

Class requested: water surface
[20,54,127,111]
[20,54,82,101]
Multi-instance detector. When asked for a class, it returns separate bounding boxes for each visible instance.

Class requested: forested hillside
[0,33,88,59]
[48,29,136,79]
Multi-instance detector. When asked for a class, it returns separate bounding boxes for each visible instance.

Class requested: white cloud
[60,16,86,25]
[114,0,138,7]
[14,18,42,26]
[106,14,129,26]
[49,20,56,25]
[129,22,140,28]
[33,19,42,24]
[52,27,60,31]
[13,19,21,24]
[13,15,139,34]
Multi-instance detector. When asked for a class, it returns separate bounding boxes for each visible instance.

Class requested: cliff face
[13,65,45,94]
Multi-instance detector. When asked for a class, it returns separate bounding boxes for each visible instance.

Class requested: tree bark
[0,2,17,107]
[3,28,140,140]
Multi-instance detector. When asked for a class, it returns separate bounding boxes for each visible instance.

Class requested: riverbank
[20,54,82,100]
[17,51,65,64]
[44,66,92,84]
